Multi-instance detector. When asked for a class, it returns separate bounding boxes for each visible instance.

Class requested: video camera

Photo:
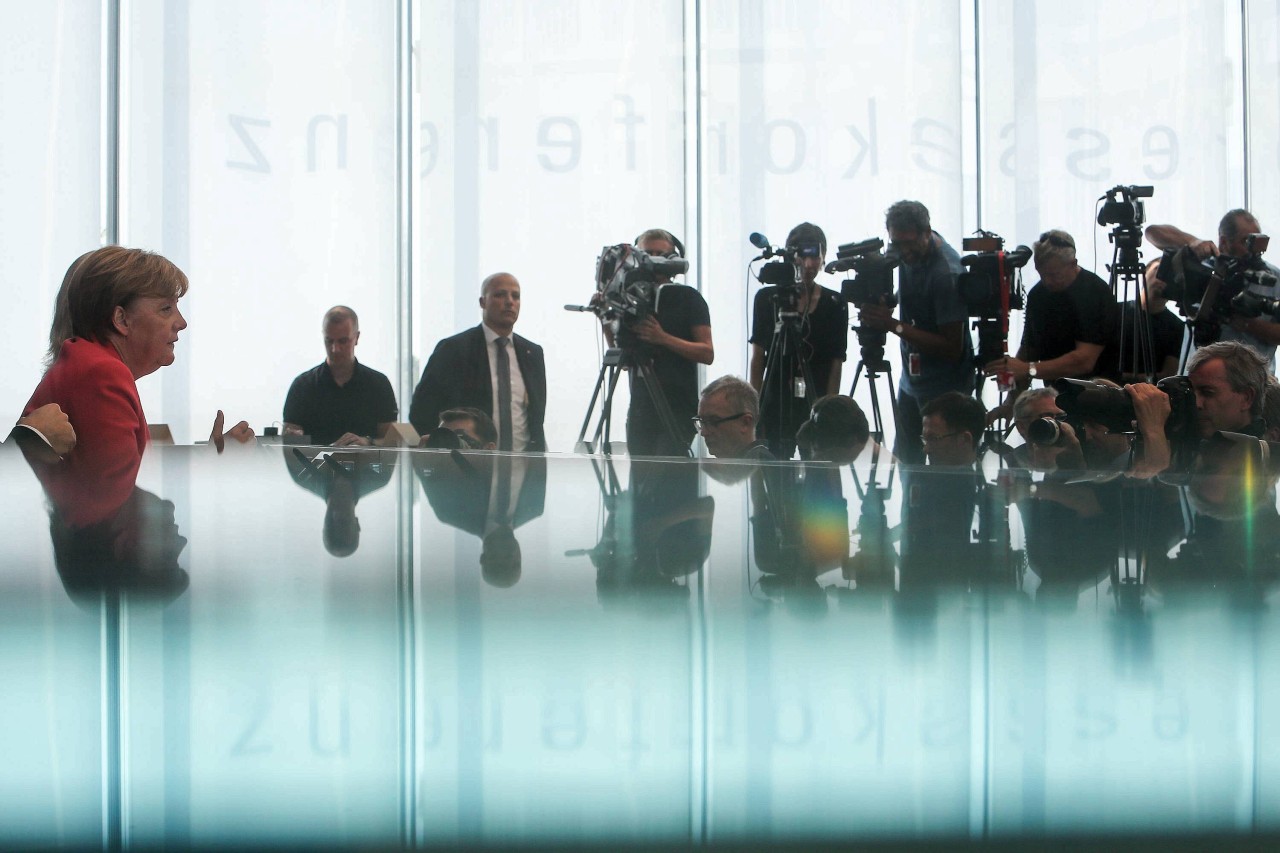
[586,242,688,327]
[1097,184,1153,229]
[825,236,899,306]
[958,231,1030,319]
[1158,234,1278,344]
[825,237,900,367]
[956,230,1030,372]
[749,232,816,289]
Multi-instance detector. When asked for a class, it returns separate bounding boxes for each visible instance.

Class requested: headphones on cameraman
[635,229,685,259]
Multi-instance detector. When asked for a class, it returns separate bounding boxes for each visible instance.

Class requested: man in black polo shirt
[985,229,1116,423]
[283,306,398,446]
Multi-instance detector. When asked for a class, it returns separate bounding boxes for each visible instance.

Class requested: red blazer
[24,338,148,527]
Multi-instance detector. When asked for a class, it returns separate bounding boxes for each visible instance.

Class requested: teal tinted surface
[2,441,1279,848]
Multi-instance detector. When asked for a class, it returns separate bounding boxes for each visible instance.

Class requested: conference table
[3,438,1278,849]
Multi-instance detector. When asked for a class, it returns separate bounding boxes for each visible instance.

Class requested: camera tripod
[575,345,690,457]
[847,335,899,446]
[1107,222,1158,382]
[759,291,817,458]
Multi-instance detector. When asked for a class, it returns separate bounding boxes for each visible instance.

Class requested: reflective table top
[3,438,1279,848]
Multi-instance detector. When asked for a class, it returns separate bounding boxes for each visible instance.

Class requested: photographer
[1127,341,1270,477]
[857,200,971,464]
[984,230,1116,423]
[749,223,848,459]
[599,229,713,456]
[1146,209,1280,369]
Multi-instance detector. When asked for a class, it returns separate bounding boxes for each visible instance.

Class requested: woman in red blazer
[23,247,252,526]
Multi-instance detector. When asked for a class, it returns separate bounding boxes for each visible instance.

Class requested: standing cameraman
[1145,209,1280,370]
[749,222,848,459]
[984,230,1116,423]
[601,229,713,456]
[857,200,971,464]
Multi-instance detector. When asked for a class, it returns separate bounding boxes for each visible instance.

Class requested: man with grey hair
[1146,209,1280,369]
[410,272,547,451]
[284,305,398,446]
[1129,340,1270,475]
[985,229,1116,422]
[695,375,772,459]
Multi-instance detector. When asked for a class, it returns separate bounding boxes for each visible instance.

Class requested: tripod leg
[577,360,613,450]
[593,365,625,454]
[635,363,694,458]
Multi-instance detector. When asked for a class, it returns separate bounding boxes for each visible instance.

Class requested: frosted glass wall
[4,0,1277,447]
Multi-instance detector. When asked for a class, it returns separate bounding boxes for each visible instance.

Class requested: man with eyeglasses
[695,375,773,460]
[857,200,971,465]
[919,391,985,468]
[985,229,1117,424]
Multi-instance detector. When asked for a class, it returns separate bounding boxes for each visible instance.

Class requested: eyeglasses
[920,431,961,443]
[693,412,748,431]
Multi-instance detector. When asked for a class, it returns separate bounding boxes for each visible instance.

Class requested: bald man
[409,273,547,451]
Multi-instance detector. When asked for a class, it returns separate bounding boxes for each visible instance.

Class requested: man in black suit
[409,272,547,451]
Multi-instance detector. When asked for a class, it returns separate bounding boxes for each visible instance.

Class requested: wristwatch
[894,323,905,335]
[1029,361,1039,378]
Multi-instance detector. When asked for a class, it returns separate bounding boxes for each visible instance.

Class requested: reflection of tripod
[759,290,816,457]
[847,334,899,445]
[576,346,689,456]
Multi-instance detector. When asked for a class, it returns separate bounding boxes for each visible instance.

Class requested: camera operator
[1127,340,1271,477]
[749,223,848,459]
[1146,209,1280,369]
[598,229,714,456]
[985,230,1117,423]
[857,200,971,465]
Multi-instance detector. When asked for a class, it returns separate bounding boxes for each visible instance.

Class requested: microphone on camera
[563,303,593,312]
[749,232,775,260]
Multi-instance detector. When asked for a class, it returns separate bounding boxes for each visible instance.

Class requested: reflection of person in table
[415,450,546,588]
[284,448,396,558]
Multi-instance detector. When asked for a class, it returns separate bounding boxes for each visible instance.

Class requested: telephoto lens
[1026,416,1066,447]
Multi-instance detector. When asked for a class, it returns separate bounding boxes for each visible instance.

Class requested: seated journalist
[283,305,398,446]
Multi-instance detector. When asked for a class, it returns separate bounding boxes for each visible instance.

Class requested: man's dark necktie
[496,336,513,451]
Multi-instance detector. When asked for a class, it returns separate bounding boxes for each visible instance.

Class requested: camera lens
[1026,416,1063,447]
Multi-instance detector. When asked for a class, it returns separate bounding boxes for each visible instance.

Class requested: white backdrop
[4,0,1278,447]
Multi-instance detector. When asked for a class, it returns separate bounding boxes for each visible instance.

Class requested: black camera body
[1097,184,1153,229]
[1054,375,1197,441]
[826,237,899,307]
[958,232,1030,319]
[1158,237,1278,343]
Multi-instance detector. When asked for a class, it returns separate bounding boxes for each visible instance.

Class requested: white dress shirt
[482,323,530,451]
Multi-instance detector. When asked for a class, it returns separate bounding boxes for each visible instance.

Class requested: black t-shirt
[1021,269,1117,378]
[1114,302,1186,377]
[283,361,398,445]
[750,284,848,399]
[628,284,711,429]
